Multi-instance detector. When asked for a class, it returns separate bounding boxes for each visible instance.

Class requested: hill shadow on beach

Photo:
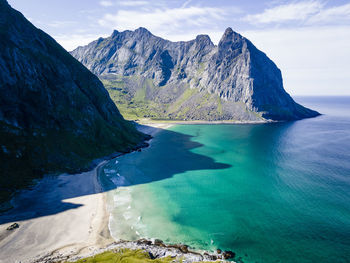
[0,126,231,225]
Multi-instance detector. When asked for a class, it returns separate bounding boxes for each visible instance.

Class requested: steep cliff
[71,27,319,121]
[0,0,148,204]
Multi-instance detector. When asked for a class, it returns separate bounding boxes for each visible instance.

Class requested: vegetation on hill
[71,27,320,122]
[66,250,175,263]
[65,249,216,263]
[0,0,148,209]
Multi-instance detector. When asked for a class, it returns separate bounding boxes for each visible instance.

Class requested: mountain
[71,27,319,122]
[0,0,148,205]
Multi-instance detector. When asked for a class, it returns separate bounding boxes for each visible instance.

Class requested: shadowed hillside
[0,0,149,206]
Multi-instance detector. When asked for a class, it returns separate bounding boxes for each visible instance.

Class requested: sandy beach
[0,123,172,263]
[0,161,114,263]
[137,118,272,125]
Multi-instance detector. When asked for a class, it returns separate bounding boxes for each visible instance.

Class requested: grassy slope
[66,249,214,263]
[102,78,224,121]
[102,78,165,120]
[67,250,174,263]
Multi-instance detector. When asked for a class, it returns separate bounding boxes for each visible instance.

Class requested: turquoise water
[101,97,350,263]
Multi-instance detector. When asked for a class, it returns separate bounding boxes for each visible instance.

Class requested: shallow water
[101,97,350,263]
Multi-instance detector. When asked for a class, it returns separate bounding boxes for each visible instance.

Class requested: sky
[7,0,350,96]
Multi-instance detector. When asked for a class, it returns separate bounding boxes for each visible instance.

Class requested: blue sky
[8,0,350,95]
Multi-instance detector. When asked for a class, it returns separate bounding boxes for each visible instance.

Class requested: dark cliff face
[0,0,147,202]
[71,27,319,121]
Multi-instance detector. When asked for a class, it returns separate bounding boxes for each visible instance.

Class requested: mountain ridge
[0,0,148,205]
[71,27,319,121]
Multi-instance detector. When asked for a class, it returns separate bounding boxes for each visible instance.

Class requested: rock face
[0,0,147,200]
[71,27,319,121]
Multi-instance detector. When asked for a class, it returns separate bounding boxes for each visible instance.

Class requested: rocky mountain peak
[71,27,320,122]
[223,27,234,35]
[219,27,244,45]
[195,34,214,46]
[135,27,151,34]
[112,29,119,37]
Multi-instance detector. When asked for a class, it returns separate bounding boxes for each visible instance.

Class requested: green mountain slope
[0,0,148,206]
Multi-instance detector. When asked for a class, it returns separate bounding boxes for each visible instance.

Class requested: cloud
[47,20,76,28]
[243,26,350,95]
[118,1,149,7]
[244,1,350,27]
[98,5,230,36]
[181,0,192,8]
[307,3,350,25]
[244,1,323,24]
[100,1,114,7]
[53,33,109,51]
[48,1,350,96]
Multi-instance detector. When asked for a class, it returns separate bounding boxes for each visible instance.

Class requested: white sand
[0,161,113,263]
[0,123,172,263]
[136,122,173,136]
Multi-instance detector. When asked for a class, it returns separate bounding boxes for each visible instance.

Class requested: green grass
[101,78,167,121]
[100,76,236,122]
[66,249,175,263]
[197,62,206,75]
[102,74,226,122]
[134,84,147,102]
[217,96,223,115]
[65,249,217,263]
[167,88,197,114]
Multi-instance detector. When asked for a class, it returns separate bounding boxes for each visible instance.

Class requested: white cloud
[98,6,229,36]
[48,1,350,96]
[100,1,114,7]
[244,1,350,27]
[243,26,350,95]
[47,20,75,28]
[53,33,109,51]
[181,0,192,8]
[244,1,323,24]
[307,3,350,25]
[54,25,350,95]
[118,1,149,7]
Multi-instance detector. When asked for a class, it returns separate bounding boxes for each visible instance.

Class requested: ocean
[100,96,350,263]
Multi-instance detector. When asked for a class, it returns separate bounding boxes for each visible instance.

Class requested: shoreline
[136,118,274,125]
[0,160,115,263]
[98,123,234,262]
[104,122,174,244]
[0,122,234,263]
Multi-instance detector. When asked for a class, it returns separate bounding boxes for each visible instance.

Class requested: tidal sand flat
[100,97,350,263]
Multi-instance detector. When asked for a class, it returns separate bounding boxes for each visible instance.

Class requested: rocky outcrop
[71,27,319,121]
[6,223,19,231]
[0,0,148,201]
[29,239,233,263]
